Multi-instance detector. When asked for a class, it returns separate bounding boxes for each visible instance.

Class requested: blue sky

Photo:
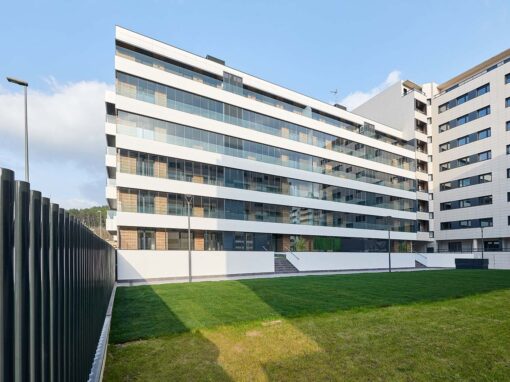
[1,0,509,208]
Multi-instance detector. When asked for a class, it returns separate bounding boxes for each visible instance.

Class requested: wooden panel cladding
[119,227,138,250]
[155,229,167,250]
[118,190,137,213]
[194,230,205,251]
[119,154,136,174]
[155,194,168,215]
[154,159,168,178]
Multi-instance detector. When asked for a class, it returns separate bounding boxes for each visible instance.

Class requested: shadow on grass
[110,270,510,344]
[106,285,234,381]
[258,289,510,382]
[237,270,510,319]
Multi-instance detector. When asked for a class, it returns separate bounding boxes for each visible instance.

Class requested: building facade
[355,50,510,255]
[105,27,509,281]
[105,27,429,280]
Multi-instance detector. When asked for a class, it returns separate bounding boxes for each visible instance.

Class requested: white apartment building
[105,27,428,281]
[355,49,510,255]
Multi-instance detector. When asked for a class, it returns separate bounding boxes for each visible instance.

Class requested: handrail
[284,247,300,260]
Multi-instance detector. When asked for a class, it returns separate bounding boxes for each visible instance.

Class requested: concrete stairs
[274,254,299,273]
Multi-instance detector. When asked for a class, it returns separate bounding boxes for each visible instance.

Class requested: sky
[0,0,509,208]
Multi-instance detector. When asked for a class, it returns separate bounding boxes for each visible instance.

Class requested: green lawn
[105,270,510,381]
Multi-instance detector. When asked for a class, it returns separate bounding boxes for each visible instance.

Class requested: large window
[119,150,416,212]
[438,128,491,152]
[440,195,492,211]
[116,72,416,170]
[439,173,491,191]
[441,218,492,230]
[138,230,155,250]
[121,228,414,252]
[438,106,491,133]
[439,150,491,172]
[119,188,417,233]
[116,111,416,191]
[438,83,490,113]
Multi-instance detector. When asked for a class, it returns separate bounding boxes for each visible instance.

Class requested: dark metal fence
[1,168,116,382]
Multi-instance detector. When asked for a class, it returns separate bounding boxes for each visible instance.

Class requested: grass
[105,270,510,381]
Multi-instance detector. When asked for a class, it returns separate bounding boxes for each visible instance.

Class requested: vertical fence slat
[57,208,64,382]
[14,181,31,382]
[49,203,59,382]
[63,211,69,382]
[40,197,50,382]
[1,167,116,382]
[29,190,42,382]
[0,169,15,382]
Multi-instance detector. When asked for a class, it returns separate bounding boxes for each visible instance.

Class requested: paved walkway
[118,267,447,287]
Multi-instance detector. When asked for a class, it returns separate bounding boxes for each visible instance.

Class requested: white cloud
[339,70,402,110]
[0,79,113,208]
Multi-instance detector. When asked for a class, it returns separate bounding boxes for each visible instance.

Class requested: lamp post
[97,210,103,238]
[481,225,484,261]
[185,195,194,283]
[6,77,29,182]
[386,216,392,273]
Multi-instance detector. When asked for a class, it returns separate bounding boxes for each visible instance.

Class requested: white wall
[415,252,510,269]
[285,252,415,272]
[117,250,275,281]
[414,252,474,268]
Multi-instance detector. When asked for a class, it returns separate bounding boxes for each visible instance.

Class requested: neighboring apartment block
[355,49,510,254]
[105,27,509,281]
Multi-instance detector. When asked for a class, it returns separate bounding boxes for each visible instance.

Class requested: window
[506,73,510,84]
[478,84,489,95]
[507,121,510,131]
[439,143,450,152]
[458,136,469,146]
[479,173,492,183]
[448,242,462,252]
[477,128,490,139]
[507,145,510,155]
[138,230,155,250]
[480,218,493,227]
[478,106,490,117]
[441,202,452,210]
[508,216,510,226]
[459,220,471,228]
[506,97,510,108]
[507,192,510,202]
[440,162,450,171]
[478,151,491,161]
[508,169,510,178]
[440,182,452,191]
[459,178,471,187]
[438,84,490,113]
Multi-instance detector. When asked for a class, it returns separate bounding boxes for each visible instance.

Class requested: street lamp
[386,216,392,273]
[481,225,484,261]
[97,210,103,238]
[6,77,29,182]
[185,195,194,283]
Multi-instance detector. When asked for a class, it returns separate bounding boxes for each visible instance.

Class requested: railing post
[29,190,42,382]
[0,168,15,382]
[40,197,50,382]
[14,181,31,382]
